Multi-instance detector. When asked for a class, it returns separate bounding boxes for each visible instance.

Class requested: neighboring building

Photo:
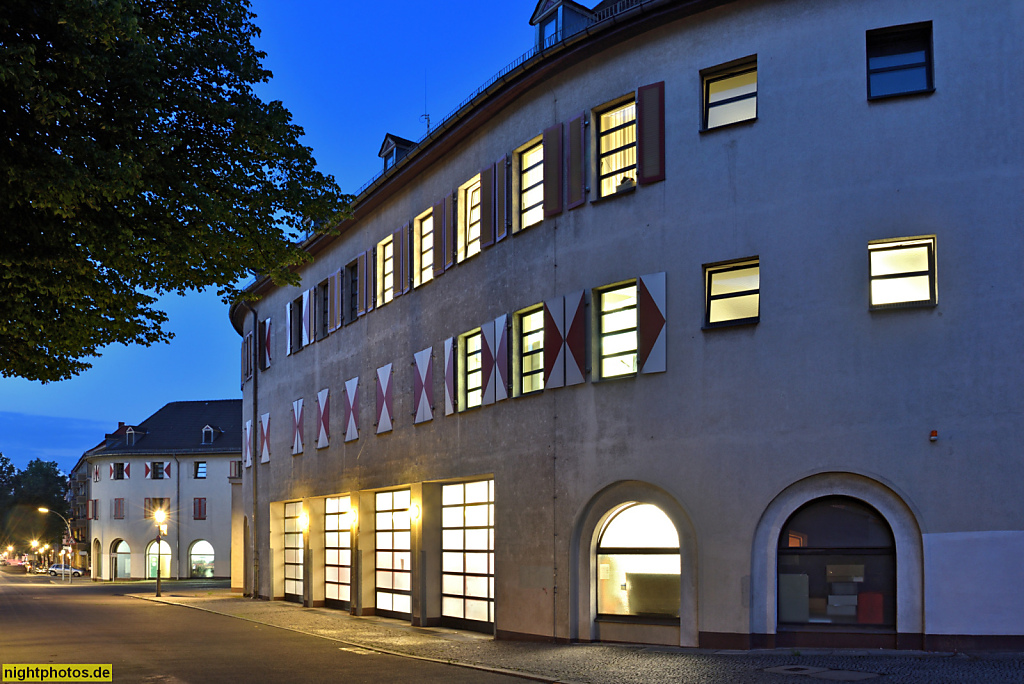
[230,0,1024,650]
[70,400,242,580]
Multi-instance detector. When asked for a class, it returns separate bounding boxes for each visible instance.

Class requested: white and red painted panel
[413,347,433,424]
[376,364,393,434]
[260,413,271,463]
[316,388,330,449]
[292,398,304,454]
[638,272,667,374]
[343,377,359,442]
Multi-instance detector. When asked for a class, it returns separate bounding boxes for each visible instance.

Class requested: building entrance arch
[110,539,131,580]
[750,472,923,649]
[571,480,698,646]
[92,538,101,577]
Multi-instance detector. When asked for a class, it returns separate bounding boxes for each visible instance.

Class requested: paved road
[0,573,525,683]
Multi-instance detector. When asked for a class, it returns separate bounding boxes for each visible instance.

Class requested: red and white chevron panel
[316,388,330,449]
[244,419,252,467]
[638,272,667,374]
[292,398,304,454]
[564,291,586,386]
[543,297,566,389]
[413,347,433,424]
[443,337,455,415]
[164,462,171,478]
[124,463,130,479]
[481,320,496,406]
[343,377,359,442]
[93,464,99,481]
[144,463,150,478]
[376,364,394,434]
[493,314,509,401]
[260,413,271,463]
[109,464,114,479]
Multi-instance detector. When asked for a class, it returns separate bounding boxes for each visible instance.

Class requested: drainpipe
[240,301,260,599]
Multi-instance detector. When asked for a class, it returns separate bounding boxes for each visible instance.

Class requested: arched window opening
[778,497,896,628]
[190,540,215,578]
[111,539,131,580]
[596,503,680,617]
[146,540,171,580]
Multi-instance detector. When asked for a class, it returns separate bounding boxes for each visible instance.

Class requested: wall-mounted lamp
[409,503,421,521]
[298,511,310,534]
[929,430,938,442]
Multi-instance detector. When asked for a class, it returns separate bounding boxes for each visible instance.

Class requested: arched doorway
[92,538,101,577]
[110,540,131,580]
[777,497,895,642]
[572,481,698,646]
[189,540,215,578]
[146,540,171,579]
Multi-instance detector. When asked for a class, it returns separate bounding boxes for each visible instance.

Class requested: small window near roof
[868,236,937,309]
[867,22,933,100]
[194,461,207,479]
[202,426,214,444]
[703,58,757,130]
[705,258,760,327]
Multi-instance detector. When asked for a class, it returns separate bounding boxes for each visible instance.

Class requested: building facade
[231,0,1024,650]
[71,400,242,580]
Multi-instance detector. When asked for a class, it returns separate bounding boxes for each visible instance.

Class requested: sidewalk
[132,589,1024,683]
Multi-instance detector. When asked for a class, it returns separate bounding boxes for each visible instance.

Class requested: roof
[378,133,417,158]
[83,400,242,458]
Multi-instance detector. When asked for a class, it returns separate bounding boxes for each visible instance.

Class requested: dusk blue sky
[0,1,549,472]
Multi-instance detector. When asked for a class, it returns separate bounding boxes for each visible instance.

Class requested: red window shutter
[637,82,666,185]
[264,317,273,368]
[124,463,130,479]
[356,252,367,316]
[567,114,586,209]
[302,288,313,345]
[443,192,455,271]
[413,347,433,424]
[165,462,171,478]
[543,123,564,217]
[543,297,566,389]
[240,338,246,389]
[145,463,151,479]
[443,337,456,415]
[432,200,447,278]
[564,290,586,386]
[494,314,509,402]
[481,320,496,406]
[109,463,114,479]
[638,272,667,374]
[495,155,509,242]
[480,163,495,249]
[285,302,293,355]
[375,364,394,434]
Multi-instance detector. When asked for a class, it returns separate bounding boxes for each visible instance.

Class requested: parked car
[48,564,84,577]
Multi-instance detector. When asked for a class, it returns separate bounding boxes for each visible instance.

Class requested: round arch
[110,539,131,580]
[92,538,101,577]
[571,480,698,646]
[750,472,924,642]
[189,540,215,578]
[146,540,172,579]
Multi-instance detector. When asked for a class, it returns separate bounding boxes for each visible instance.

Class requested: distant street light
[154,509,168,597]
[38,508,74,583]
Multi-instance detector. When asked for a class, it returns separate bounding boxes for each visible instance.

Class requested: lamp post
[38,508,74,584]
[154,509,168,597]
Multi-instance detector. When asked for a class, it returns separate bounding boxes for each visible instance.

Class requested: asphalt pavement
[131,584,1024,684]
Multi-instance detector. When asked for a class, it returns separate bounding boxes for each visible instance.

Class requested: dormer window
[541,12,560,48]
[530,1,592,51]
[126,427,136,447]
[378,134,416,173]
[384,149,397,171]
[202,425,214,445]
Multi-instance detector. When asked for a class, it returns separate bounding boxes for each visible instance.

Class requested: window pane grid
[417,215,434,286]
[868,239,936,308]
[375,489,412,616]
[520,308,544,394]
[325,496,352,605]
[520,143,543,230]
[284,502,303,598]
[599,284,638,378]
[465,331,483,408]
[441,481,495,624]
[465,182,481,259]
[706,260,760,326]
[598,102,636,197]
[382,239,394,303]
[705,66,757,129]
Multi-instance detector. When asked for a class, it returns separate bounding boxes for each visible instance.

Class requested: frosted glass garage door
[325,496,352,608]
[442,480,495,627]
[284,501,303,602]
[375,490,412,617]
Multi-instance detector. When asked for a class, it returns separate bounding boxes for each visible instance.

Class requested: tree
[0,0,352,382]
[4,459,68,552]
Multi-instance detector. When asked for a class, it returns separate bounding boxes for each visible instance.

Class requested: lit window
[596,503,680,617]
[598,283,638,378]
[462,329,483,409]
[414,210,434,287]
[377,235,395,306]
[375,490,412,617]
[441,480,495,626]
[284,501,304,600]
[705,258,760,327]
[868,236,936,309]
[519,141,543,230]
[703,59,757,130]
[518,306,544,395]
[325,496,353,607]
[190,540,215,578]
[458,176,482,262]
[867,23,933,100]
[597,101,636,197]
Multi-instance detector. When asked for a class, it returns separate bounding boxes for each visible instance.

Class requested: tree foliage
[1,457,69,552]
[0,0,351,382]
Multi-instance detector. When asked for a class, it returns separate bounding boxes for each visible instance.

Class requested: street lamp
[38,507,74,584]
[154,509,168,597]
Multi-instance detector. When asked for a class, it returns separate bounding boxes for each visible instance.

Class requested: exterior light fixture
[154,509,168,597]
[298,511,310,534]
[37,507,75,583]
[410,503,422,521]
[929,430,938,442]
